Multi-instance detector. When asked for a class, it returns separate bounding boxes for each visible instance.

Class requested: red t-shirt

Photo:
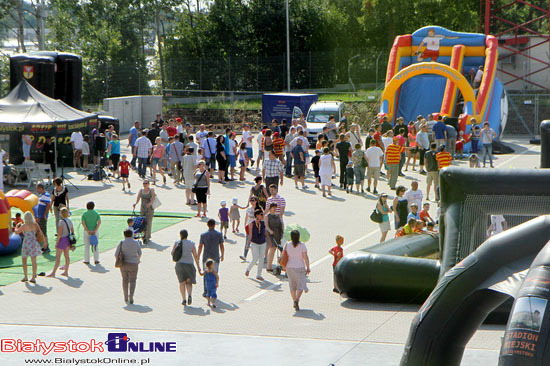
[455,140,464,151]
[331,245,343,267]
[396,135,406,147]
[419,210,432,222]
[119,160,130,175]
[373,132,383,148]
[167,126,178,137]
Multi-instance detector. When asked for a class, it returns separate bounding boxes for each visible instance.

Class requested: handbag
[115,241,124,268]
[279,246,289,268]
[361,153,369,168]
[192,170,206,193]
[89,234,98,246]
[152,193,161,210]
[172,240,183,262]
[35,224,45,244]
[63,219,77,245]
[370,208,383,224]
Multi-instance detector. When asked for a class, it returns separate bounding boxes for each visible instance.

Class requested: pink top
[396,135,406,147]
[285,242,307,269]
[409,132,417,147]
[153,145,165,159]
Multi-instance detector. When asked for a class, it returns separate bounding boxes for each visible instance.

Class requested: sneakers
[373,189,378,194]
[366,187,371,192]
[239,255,247,262]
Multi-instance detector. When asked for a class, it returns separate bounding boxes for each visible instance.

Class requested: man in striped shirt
[265,185,286,221]
[436,145,452,170]
[134,129,153,178]
[385,137,405,190]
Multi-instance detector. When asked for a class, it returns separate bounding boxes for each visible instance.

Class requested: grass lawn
[0,209,192,286]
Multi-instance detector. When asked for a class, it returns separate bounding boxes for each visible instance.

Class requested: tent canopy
[0,80,95,132]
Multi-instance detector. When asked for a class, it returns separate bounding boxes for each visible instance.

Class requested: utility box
[262,93,318,123]
[102,95,162,133]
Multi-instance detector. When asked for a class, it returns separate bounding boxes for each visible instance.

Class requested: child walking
[229,198,246,233]
[238,142,249,181]
[328,235,344,293]
[119,154,131,191]
[218,201,229,239]
[345,161,354,193]
[201,259,219,308]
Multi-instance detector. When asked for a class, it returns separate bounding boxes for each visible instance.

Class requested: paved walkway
[0,137,540,365]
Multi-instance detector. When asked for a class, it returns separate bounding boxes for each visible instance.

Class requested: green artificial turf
[0,208,190,286]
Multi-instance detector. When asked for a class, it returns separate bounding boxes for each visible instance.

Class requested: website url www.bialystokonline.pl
[24,358,152,365]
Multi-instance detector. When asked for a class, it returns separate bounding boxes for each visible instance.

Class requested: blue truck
[262,93,318,124]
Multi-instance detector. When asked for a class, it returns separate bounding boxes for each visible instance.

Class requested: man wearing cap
[385,137,405,190]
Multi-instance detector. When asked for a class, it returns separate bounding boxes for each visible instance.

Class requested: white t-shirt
[404,188,424,210]
[365,146,384,168]
[81,141,90,156]
[228,139,236,156]
[196,130,208,146]
[242,130,253,147]
[382,137,393,151]
[239,149,247,161]
[490,215,506,235]
[256,133,264,148]
[422,35,444,51]
[70,132,84,150]
[186,142,198,156]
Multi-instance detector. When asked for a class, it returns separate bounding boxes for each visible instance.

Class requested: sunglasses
[143,182,150,185]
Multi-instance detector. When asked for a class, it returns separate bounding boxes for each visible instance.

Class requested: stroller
[131,211,147,245]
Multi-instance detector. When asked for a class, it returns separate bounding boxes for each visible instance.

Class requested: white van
[305,101,345,145]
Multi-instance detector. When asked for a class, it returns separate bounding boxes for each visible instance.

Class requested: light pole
[347,54,360,94]
[286,0,290,92]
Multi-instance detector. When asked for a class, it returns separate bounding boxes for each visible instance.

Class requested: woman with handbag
[245,211,267,281]
[14,211,45,283]
[282,230,310,311]
[171,229,201,306]
[215,135,227,184]
[193,161,210,217]
[133,180,156,244]
[376,193,392,242]
[115,229,142,304]
[47,207,75,277]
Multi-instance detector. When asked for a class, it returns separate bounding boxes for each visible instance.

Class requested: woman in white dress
[318,147,336,198]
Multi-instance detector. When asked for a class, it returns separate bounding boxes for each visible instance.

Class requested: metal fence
[505,93,550,137]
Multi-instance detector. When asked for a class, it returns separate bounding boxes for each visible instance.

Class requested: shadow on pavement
[340,299,419,313]
[183,306,210,316]
[124,304,153,313]
[88,264,109,274]
[24,282,52,295]
[292,309,325,320]
[59,277,84,288]
[143,241,170,252]
[210,300,239,313]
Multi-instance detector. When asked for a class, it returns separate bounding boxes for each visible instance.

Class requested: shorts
[367,167,381,181]
[427,171,439,186]
[421,49,439,61]
[353,167,365,183]
[151,157,161,165]
[313,169,320,178]
[121,173,129,178]
[228,155,237,168]
[239,159,246,168]
[74,149,82,159]
[111,154,120,170]
[175,262,196,284]
[220,221,229,229]
[294,163,305,177]
[246,147,253,159]
[379,220,391,232]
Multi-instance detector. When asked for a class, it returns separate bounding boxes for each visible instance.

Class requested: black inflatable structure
[400,216,550,366]
[10,51,82,109]
[335,234,439,302]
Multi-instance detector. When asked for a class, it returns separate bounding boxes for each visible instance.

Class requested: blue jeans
[285,151,293,176]
[137,157,148,177]
[482,143,493,166]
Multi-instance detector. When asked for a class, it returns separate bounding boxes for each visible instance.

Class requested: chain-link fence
[505,93,550,137]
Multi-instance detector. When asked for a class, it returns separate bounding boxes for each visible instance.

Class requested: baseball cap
[220,200,227,206]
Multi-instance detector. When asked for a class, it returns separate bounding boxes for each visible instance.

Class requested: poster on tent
[6,118,97,166]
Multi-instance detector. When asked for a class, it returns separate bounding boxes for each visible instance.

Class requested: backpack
[172,240,183,262]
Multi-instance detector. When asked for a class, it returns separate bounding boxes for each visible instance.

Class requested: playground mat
[0,209,192,286]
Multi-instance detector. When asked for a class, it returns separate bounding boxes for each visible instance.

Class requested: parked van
[305,101,345,144]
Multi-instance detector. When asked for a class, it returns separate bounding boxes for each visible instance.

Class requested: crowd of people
[10,108,501,312]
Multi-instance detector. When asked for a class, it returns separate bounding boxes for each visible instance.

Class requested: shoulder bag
[370,207,383,224]
[192,170,206,194]
[115,241,124,268]
[63,219,77,245]
[279,244,289,268]
[172,240,183,262]
[361,151,369,168]
[151,190,161,210]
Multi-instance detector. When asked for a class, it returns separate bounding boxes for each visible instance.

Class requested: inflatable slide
[379,26,508,149]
